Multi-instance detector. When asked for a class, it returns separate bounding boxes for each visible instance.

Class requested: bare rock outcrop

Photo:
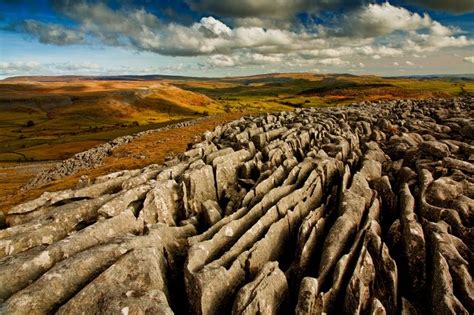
[1,97,473,314]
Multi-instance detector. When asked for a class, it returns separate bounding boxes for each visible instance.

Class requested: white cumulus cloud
[464,56,474,64]
[6,1,474,73]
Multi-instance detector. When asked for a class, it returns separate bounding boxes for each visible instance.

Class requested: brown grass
[0,112,246,213]
[0,161,57,204]
[16,140,104,160]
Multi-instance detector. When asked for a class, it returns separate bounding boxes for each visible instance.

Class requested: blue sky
[0,0,473,78]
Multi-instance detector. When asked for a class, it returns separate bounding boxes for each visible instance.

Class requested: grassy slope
[0,81,222,161]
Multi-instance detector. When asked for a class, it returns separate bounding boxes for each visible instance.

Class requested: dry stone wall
[0,97,473,314]
[22,118,206,191]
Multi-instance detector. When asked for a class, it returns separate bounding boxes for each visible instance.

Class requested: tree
[25,120,35,127]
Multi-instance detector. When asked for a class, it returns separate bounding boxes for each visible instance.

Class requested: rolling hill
[0,80,227,162]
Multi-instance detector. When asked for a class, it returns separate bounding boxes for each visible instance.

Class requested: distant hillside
[2,74,210,82]
[387,73,474,81]
[5,72,474,83]
[0,80,226,162]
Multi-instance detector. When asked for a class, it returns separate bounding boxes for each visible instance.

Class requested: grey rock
[295,277,319,315]
[0,208,142,302]
[400,183,426,295]
[421,140,451,159]
[232,261,288,315]
[98,184,151,217]
[1,195,114,258]
[344,245,375,314]
[183,164,217,217]
[202,200,222,227]
[57,246,172,315]
[2,235,160,314]
[141,179,181,226]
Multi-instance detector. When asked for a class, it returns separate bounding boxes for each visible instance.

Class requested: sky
[0,0,473,78]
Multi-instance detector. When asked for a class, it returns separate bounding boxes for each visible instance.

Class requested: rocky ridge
[0,97,473,314]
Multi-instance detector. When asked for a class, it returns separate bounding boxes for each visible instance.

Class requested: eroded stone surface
[1,97,473,314]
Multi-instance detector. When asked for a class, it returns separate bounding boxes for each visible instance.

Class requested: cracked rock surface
[1,97,473,314]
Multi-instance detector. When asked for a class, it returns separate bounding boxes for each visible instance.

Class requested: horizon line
[2,71,474,81]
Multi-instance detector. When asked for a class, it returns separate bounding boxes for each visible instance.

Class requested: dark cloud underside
[405,0,474,13]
